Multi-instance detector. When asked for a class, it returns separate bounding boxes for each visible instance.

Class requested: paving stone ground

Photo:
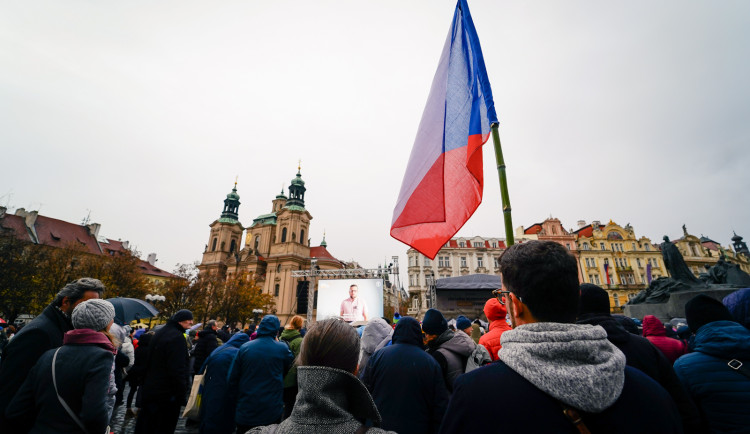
[109,383,201,434]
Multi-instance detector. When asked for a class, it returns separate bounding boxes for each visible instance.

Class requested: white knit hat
[72,299,115,331]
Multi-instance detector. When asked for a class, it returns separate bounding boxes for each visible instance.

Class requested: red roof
[524,224,543,235]
[138,260,176,278]
[100,239,126,255]
[310,246,339,262]
[573,225,604,238]
[449,240,458,248]
[33,215,101,255]
[0,213,32,242]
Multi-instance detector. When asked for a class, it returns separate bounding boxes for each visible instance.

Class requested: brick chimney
[577,220,586,229]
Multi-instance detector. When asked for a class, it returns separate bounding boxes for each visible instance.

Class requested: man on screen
[340,284,369,322]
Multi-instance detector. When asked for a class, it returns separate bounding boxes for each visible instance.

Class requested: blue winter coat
[227,315,294,427]
[674,320,750,433]
[199,332,249,434]
[362,317,449,434]
[723,288,750,329]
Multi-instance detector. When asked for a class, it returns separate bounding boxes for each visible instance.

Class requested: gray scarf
[499,322,626,412]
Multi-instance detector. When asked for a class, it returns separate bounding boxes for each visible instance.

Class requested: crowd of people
[1,240,749,433]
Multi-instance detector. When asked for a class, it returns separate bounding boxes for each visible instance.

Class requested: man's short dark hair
[52,277,105,307]
[500,241,580,323]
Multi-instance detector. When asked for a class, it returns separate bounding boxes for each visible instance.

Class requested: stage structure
[291,257,403,324]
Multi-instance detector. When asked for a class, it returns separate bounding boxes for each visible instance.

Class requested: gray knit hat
[72,299,116,331]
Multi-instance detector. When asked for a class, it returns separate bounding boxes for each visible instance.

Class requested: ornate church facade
[197,168,345,325]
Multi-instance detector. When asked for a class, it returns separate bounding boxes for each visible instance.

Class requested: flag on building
[604,262,611,285]
[390,0,498,260]
[646,262,653,283]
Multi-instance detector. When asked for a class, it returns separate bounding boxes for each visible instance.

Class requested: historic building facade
[515,217,582,282]
[574,220,664,312]
[197,169,345,325]
[672,225,750,276]
[406,236,506,318]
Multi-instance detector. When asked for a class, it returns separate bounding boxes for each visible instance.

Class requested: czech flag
[391,0,498,259]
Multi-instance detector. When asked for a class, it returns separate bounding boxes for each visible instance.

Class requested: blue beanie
[422,308,447,335]
[456,316,472,331]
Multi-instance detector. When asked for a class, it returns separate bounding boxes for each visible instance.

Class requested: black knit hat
[422,308,447,335]
[579,283,611,316]
[685,294,734,332]
[171,309,194,323]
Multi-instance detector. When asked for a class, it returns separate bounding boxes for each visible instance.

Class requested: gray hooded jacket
[499,322,626,413]
[358,318,393,380]
[432,329,476,390]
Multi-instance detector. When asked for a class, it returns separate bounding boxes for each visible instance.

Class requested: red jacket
[478,298,511,361]
[642,315,686,364]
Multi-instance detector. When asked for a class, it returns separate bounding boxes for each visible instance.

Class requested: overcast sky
[2,1,749,290]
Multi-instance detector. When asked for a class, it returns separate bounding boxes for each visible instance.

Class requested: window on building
[300,230,305,245]
[645,244,651,251]
[459,241,465,248]
[494,256,500,268]
[636,258,641,267]
[566,243,571,250]
[221,241,225,251]
[292,232,296,242]
[409,274,416,286]
[491,242,497,248]
[594,275,600,285]
[600,243,606,250]
[409,256,416,267]
[277,264,282,273]
[211,238,217,252]
[641,275,645,284]
[653,259,659,268]
[424,257,431,266]
[281,227,287,243]
[592,258,596,267]
[582,242,590,250]
[477,257,484,268]
[439,256,450,267]
[230,239,236,253]
[474,241,483,247]
[632,243,636,251]
[613,293,620,307]
[274,284,280,296]
[461,257,467,267]
[628,276,635,284]
[254,235,260,252]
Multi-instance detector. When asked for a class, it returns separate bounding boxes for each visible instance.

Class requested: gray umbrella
[106,297,159,324]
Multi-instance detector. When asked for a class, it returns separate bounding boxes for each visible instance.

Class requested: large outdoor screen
[316,278,384,323]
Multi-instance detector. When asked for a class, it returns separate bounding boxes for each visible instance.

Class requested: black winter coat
[577,314,700,433]
[192,329,220,375]
[127,332,152,385]
[140,320,190,404]
[439,360,682,434]
[0,304,73,432]
[362,317,449,434]
[5,332,115,434]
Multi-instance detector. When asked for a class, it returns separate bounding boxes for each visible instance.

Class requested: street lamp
[145,294,165,328]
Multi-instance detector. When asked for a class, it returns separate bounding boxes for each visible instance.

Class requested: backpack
[465,343,492,373]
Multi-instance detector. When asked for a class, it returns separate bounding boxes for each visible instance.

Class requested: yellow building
[574,220,664,312]
[197,169,346,325]
[672,226,750,276]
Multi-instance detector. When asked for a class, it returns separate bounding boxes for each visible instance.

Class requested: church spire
[220,181,240,223]
[286,165,306,208]
[321,230,327,248]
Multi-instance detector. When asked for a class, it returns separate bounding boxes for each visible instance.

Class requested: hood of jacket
[723,288,750,329]
[257,315,281,337]
[292,366,381,426]
[439,328,475,358]
[484,297,507,322]
[642,315,667,337]
[499,322,626,413]
[225,332,250,348]
[693,320,750,359]
[361,318,394,353]
[64,328,116,354]
[392,317,423,348]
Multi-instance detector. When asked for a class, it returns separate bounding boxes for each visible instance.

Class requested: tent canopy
[435,274,501,290]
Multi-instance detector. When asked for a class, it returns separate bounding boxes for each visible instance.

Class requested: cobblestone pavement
[109,384,200,434]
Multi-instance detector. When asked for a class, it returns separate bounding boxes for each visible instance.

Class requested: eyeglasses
[492,288,518,328]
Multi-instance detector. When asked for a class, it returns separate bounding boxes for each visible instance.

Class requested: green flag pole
[491,123,514,246]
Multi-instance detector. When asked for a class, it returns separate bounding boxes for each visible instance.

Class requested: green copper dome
[291,170,305,186]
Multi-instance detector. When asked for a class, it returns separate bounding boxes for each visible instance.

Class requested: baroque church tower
[198,167,344,325]
[198,182,244,276]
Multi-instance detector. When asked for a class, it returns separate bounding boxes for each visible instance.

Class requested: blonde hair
[100,328,121,348]
[285,315,305,330]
